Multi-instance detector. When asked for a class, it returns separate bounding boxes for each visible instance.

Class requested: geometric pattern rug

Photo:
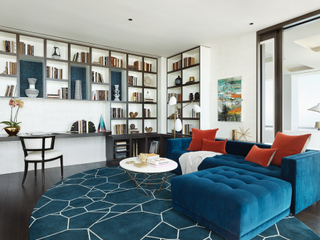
[29,167,320,240]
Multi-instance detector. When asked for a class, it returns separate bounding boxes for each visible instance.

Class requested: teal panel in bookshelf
[71,66,86,100]
[19,60,43,98]
[111,71,121,101]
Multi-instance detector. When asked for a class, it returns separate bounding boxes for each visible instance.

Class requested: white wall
[0,98,108,174]
[209,33,257,141]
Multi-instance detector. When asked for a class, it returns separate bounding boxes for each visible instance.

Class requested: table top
[120,157,178,173]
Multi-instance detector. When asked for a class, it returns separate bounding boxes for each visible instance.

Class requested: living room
[1,1,320,239]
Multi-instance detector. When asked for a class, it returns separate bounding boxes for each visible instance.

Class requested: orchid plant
[0,98,24,128]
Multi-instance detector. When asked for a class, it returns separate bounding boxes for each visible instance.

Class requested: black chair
[20,135,63,185]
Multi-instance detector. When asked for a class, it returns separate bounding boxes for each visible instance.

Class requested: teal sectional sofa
[166,138,320,215]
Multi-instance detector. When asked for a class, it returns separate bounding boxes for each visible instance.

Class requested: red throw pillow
[201,139,227,154]
[187,128,219,151]
[245,145,278,167]
[270,132,311,166]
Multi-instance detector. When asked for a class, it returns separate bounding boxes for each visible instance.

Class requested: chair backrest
[20,135,56,156]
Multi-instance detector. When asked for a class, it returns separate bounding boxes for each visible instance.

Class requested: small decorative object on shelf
[189,93,194,101]
[237,126,251,141]
[130,124,135,129]
[0,98,24,136]
[145,127,153,133]
[144,75,152,87]
[114,85,120,101]
[97,115,106,132]
[145,91,154,102]
[232,129,237,140]
[185,76,195,84]
[52,46,61,59]
[129,112,138,118]
[25,78,39,98]
[175,75,182,86]
[195,92,200,100]
[75,80,82,100]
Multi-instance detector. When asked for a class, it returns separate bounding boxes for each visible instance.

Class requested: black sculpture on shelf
[195,92,200,100]
[175,75,182,86]
[189,93,193,101]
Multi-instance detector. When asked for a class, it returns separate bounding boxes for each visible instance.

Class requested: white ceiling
[1,0,320,57]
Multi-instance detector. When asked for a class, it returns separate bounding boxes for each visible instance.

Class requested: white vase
[114,85,120,101]
[25,78,39,98]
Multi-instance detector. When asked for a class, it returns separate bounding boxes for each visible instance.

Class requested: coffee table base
[124,169,169,197]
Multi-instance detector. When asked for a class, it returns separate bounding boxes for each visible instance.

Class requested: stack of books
[115,141,127,159]
[148,158,174,168]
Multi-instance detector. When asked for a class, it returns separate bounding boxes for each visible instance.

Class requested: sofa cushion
[187,128,219,151]
[198,154,281,179]
[271,132,311,166]
[201,139,227,154]
[245,145,278,167]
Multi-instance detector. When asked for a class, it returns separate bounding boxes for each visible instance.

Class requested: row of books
[20,42,34,56]
[128,75,138,86]
[183,57,196,68]
[46,88,68,99]
[168,93,182,102]
[143,108,151,118]
[2,62,17,75]
[47,66,63,79]
[92,56,108,66]
[184,124,194,135]
[2,40,16,53]
[132,139,139,157]
[191,109,200,118]
[115,141,128,158]
[111,108,124,118]
[92,71,105,83]
[74,120,90,133]
[4,85,15,97]
[172,60,182,71]
[132,92,143,102]
[115,144,127,152]
[144,62,153,72]
[72,52,90,63]
[114,124,127,135]
[110,56,124,68]
[92,90,108,101]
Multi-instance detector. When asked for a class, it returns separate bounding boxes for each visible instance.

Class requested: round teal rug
[30,167,320,240]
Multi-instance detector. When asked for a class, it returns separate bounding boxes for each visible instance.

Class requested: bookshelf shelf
[167,46,204,135]
[0,29,158,137]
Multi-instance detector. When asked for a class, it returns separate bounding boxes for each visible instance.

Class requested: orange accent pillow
[201,139,227,154]
[270,132,311,166]
[186,128,219,151]
[245,145,278,167]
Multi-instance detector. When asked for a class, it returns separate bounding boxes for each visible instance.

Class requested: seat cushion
[198,154,281,179]
[26,150,63,161]
[171,166,292,240]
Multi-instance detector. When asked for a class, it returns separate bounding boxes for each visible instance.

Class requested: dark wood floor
[0,162,319,240]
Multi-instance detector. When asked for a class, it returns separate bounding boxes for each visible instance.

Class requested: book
[116,141,127,145]
[147,153,159,160]
[148,158,174,168]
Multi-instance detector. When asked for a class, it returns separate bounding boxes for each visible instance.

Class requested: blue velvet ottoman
[171,166,292,240]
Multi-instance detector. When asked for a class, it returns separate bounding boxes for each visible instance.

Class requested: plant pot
[4,127,20,136]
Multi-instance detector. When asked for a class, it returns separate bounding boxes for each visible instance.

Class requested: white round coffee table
[120,157,178,197]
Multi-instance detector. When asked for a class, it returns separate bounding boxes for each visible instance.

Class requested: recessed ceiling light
[249,23,254,25]
[128,18,133,21]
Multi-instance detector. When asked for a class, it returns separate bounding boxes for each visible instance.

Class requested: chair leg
[22,162,28,185]
[41,161,45,185]
[34,162,37,177]
[60,155,64,179]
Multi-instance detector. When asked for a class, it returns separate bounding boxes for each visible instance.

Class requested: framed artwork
[218,76,242,122]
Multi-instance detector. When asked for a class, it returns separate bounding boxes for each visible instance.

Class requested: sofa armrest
[281,150,320,214]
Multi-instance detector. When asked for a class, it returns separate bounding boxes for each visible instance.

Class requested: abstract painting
[218,76,242,122]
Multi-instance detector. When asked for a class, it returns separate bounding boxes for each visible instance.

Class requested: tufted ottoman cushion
[171,166,292,240]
